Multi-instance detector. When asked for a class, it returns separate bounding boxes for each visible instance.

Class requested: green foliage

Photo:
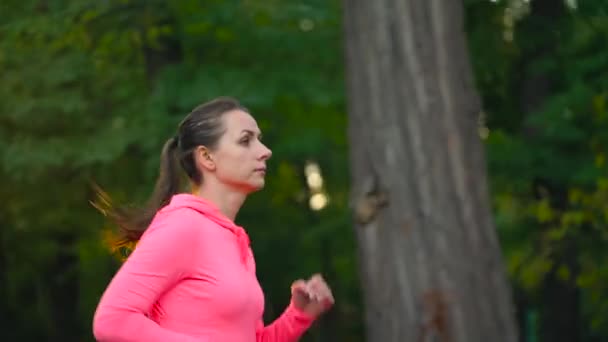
[467,0,608,338]
[1,0,355,341]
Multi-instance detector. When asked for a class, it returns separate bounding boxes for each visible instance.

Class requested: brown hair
[93,96,248,248]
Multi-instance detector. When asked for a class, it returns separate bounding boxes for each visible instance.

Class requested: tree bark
[342,1,518,341]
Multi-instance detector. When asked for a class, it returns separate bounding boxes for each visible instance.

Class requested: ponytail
[93,136,183,250]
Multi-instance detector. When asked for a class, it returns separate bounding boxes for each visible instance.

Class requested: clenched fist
[290,274,334,318]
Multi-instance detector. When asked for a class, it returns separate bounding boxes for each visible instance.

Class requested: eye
[240,136,251,146]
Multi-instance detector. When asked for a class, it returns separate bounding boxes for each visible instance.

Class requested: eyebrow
[241,129,262,137]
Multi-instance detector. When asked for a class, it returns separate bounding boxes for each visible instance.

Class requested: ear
[194,146,216,171]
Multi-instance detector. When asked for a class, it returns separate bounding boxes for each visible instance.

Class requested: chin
[241,181,265,194]
[252,181,265,192]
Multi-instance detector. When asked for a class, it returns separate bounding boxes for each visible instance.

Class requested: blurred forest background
[2,0,608,341]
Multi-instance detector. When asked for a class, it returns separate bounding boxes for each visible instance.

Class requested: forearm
[255,302,315,342]
[93,309,202,342]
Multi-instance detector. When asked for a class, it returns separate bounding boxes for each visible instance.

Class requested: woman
[92,97,334,341]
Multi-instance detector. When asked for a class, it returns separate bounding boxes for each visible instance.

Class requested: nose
[259,142,272,161]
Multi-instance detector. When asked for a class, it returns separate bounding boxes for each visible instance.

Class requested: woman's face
[205,109,272,193]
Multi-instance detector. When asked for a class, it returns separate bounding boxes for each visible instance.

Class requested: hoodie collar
[163,193,251,264]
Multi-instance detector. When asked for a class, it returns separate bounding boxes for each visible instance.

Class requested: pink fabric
[93,194,314,342]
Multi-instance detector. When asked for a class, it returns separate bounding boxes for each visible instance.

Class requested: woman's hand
[290,273,335,318]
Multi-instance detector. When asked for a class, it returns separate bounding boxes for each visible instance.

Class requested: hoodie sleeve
[248,249,315,342]
[92,219,204,342]
[255,301,315,342]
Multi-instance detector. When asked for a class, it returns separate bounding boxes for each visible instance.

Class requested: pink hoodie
[93,194,314,341]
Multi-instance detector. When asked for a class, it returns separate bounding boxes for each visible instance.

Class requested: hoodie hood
[161,193,251,264]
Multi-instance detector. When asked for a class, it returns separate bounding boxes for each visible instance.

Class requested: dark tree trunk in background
[48,233,81,342]
[515,1,580,341]
[0,221,14,341]
[538,245,580,342]
[343,0,518,341]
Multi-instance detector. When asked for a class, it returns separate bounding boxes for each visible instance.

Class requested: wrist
[288,299,317,321]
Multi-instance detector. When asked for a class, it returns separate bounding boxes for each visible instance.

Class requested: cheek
[215,153,248,175]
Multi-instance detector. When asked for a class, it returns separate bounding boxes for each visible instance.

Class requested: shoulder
[142,207,211,242]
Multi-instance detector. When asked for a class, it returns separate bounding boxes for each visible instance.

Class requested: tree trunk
[48,232,81,342]
[342,1,518,341]
[0,221,13,340]
[515,1,581,341]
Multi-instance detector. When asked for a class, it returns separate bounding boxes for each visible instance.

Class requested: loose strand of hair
[91,136,182,252]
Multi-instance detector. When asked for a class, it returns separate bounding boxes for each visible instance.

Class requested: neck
[191,180,247,221]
